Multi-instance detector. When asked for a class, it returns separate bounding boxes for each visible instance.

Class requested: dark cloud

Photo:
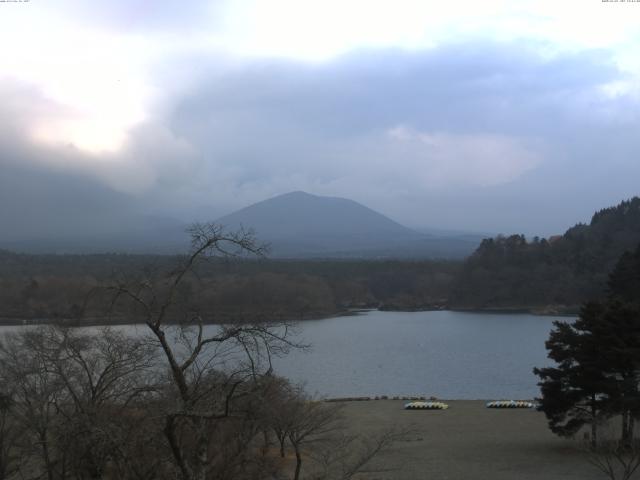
[1,41,639,247]
[171,43,618,138]
[165,41,639,233]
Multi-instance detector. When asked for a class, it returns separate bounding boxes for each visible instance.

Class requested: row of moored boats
[404,400,536,410]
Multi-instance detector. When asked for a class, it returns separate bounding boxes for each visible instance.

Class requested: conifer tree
[534,302,612,446]
[535,243,640,445]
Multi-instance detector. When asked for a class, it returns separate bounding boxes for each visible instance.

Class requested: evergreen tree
[535,243,640,445]
[608,243,640,308]
[602,244,640,442]
[534,302,613,446]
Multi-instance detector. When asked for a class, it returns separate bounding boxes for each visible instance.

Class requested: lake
[270,310,567,400]
[0,310,568,400]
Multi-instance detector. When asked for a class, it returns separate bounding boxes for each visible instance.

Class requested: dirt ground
[338,400,606,480]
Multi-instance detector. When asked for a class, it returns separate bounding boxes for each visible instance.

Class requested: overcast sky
[1,0,639,240]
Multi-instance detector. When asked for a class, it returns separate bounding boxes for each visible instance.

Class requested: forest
[0,251,458,324]
[451,197,640,312]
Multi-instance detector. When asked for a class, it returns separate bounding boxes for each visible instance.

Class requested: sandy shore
[339,400,603,480]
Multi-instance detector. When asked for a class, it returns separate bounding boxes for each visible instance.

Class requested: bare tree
[0,326,161,480]
[261,376,300,458]
[584,424,640,480]
[106,223,301,480]
[0,328,66,480]
[308,428,405,480]
[0,392,22,480]
[47,327,159,479]
[287,399,344,480]
[271,389,405,480]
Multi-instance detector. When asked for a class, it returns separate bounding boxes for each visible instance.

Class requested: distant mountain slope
[217,191,418,239]
[217,191,478,258]
[451,197,640,311]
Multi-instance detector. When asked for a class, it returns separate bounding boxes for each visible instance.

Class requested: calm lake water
[0,310,569,400]
[270,310,568,400]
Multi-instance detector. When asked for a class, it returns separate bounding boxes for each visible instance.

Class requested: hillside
[217,191,480,258]
[451,197,640,312]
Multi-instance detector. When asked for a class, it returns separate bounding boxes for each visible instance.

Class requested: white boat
[404,401,449,410]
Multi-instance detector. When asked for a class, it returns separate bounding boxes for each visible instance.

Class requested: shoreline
[381,305,579,316]
[0,306,576,327]
[324,395,538,402]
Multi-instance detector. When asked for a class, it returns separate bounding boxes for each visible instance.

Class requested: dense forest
[0,252,458,324]
[1,197,639,323]
[451,197,640,312]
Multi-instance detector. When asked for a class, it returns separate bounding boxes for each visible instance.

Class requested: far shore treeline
[0,197,639,324]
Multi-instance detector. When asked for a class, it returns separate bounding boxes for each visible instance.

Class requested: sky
[1,0,640,242]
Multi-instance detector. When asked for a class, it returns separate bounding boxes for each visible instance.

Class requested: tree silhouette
[535,243,640,445]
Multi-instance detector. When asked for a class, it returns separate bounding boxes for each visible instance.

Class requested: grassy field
[339,400,606,480]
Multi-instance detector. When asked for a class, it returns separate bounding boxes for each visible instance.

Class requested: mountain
[451,196,640,311]
[216,191,479,258]
[0,191,480,258]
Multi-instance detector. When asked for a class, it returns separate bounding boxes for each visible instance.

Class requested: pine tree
[608,244,640,307]
[534,243,640,445]
[534,302,613,446]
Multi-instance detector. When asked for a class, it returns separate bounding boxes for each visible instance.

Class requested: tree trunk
[194,418,209,480]
[261,430,270,456]
[164,416,192,480]
[622,410,630,445]
[280,437,286,458]
[293,444,302,480]
[591,398,598,449]
[40,432,55,480]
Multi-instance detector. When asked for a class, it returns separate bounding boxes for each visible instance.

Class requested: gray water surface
[270,310,566,400]
[1,310,567,400]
